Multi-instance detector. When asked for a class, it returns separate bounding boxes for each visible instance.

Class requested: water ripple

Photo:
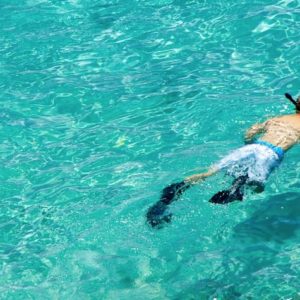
[1,0,300,298]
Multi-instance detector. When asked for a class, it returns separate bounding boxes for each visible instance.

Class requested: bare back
[260,115,300,151]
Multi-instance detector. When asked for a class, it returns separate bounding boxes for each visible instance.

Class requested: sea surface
[1,0,300,299]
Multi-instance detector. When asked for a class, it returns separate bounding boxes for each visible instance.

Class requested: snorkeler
[147,93,300,228]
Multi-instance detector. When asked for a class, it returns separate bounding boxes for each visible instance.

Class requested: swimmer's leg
[162,168,218,205]
[184,168,218,185]
[146,168,217,228]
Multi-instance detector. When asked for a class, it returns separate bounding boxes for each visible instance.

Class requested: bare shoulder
[268,114,300,130]
[261,116,282,125]
[288,115,300,128]
[266,114,295,123]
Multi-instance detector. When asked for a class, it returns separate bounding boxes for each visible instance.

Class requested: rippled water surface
[1,0,300,299]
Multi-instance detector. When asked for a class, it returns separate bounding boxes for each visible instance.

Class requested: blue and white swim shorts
[215,140,284,183]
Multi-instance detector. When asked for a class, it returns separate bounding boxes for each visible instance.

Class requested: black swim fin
[209,188,243,204]
[160,181,190,205]
[209,176,247,204]
[146,201,172,228]
[146,181,191,228]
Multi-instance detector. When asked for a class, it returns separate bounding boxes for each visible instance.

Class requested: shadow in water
[233,191,300,243]
[174,192,300,299]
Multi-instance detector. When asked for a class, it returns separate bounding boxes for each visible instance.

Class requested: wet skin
[247,114,300,151]
[186,113,300,185]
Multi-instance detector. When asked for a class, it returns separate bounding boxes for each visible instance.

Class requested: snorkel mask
[285,93,300,111]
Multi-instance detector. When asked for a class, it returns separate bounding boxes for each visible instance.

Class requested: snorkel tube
[285,93,300,111]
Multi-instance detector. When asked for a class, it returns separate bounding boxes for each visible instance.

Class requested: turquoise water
[1,0,300,298]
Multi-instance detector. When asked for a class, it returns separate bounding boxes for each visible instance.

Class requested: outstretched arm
[244,121,266,142]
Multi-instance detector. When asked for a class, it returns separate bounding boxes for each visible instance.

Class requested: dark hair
[285,93,300,111]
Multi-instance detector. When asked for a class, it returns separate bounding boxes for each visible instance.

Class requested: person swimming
[146,93,300,228]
